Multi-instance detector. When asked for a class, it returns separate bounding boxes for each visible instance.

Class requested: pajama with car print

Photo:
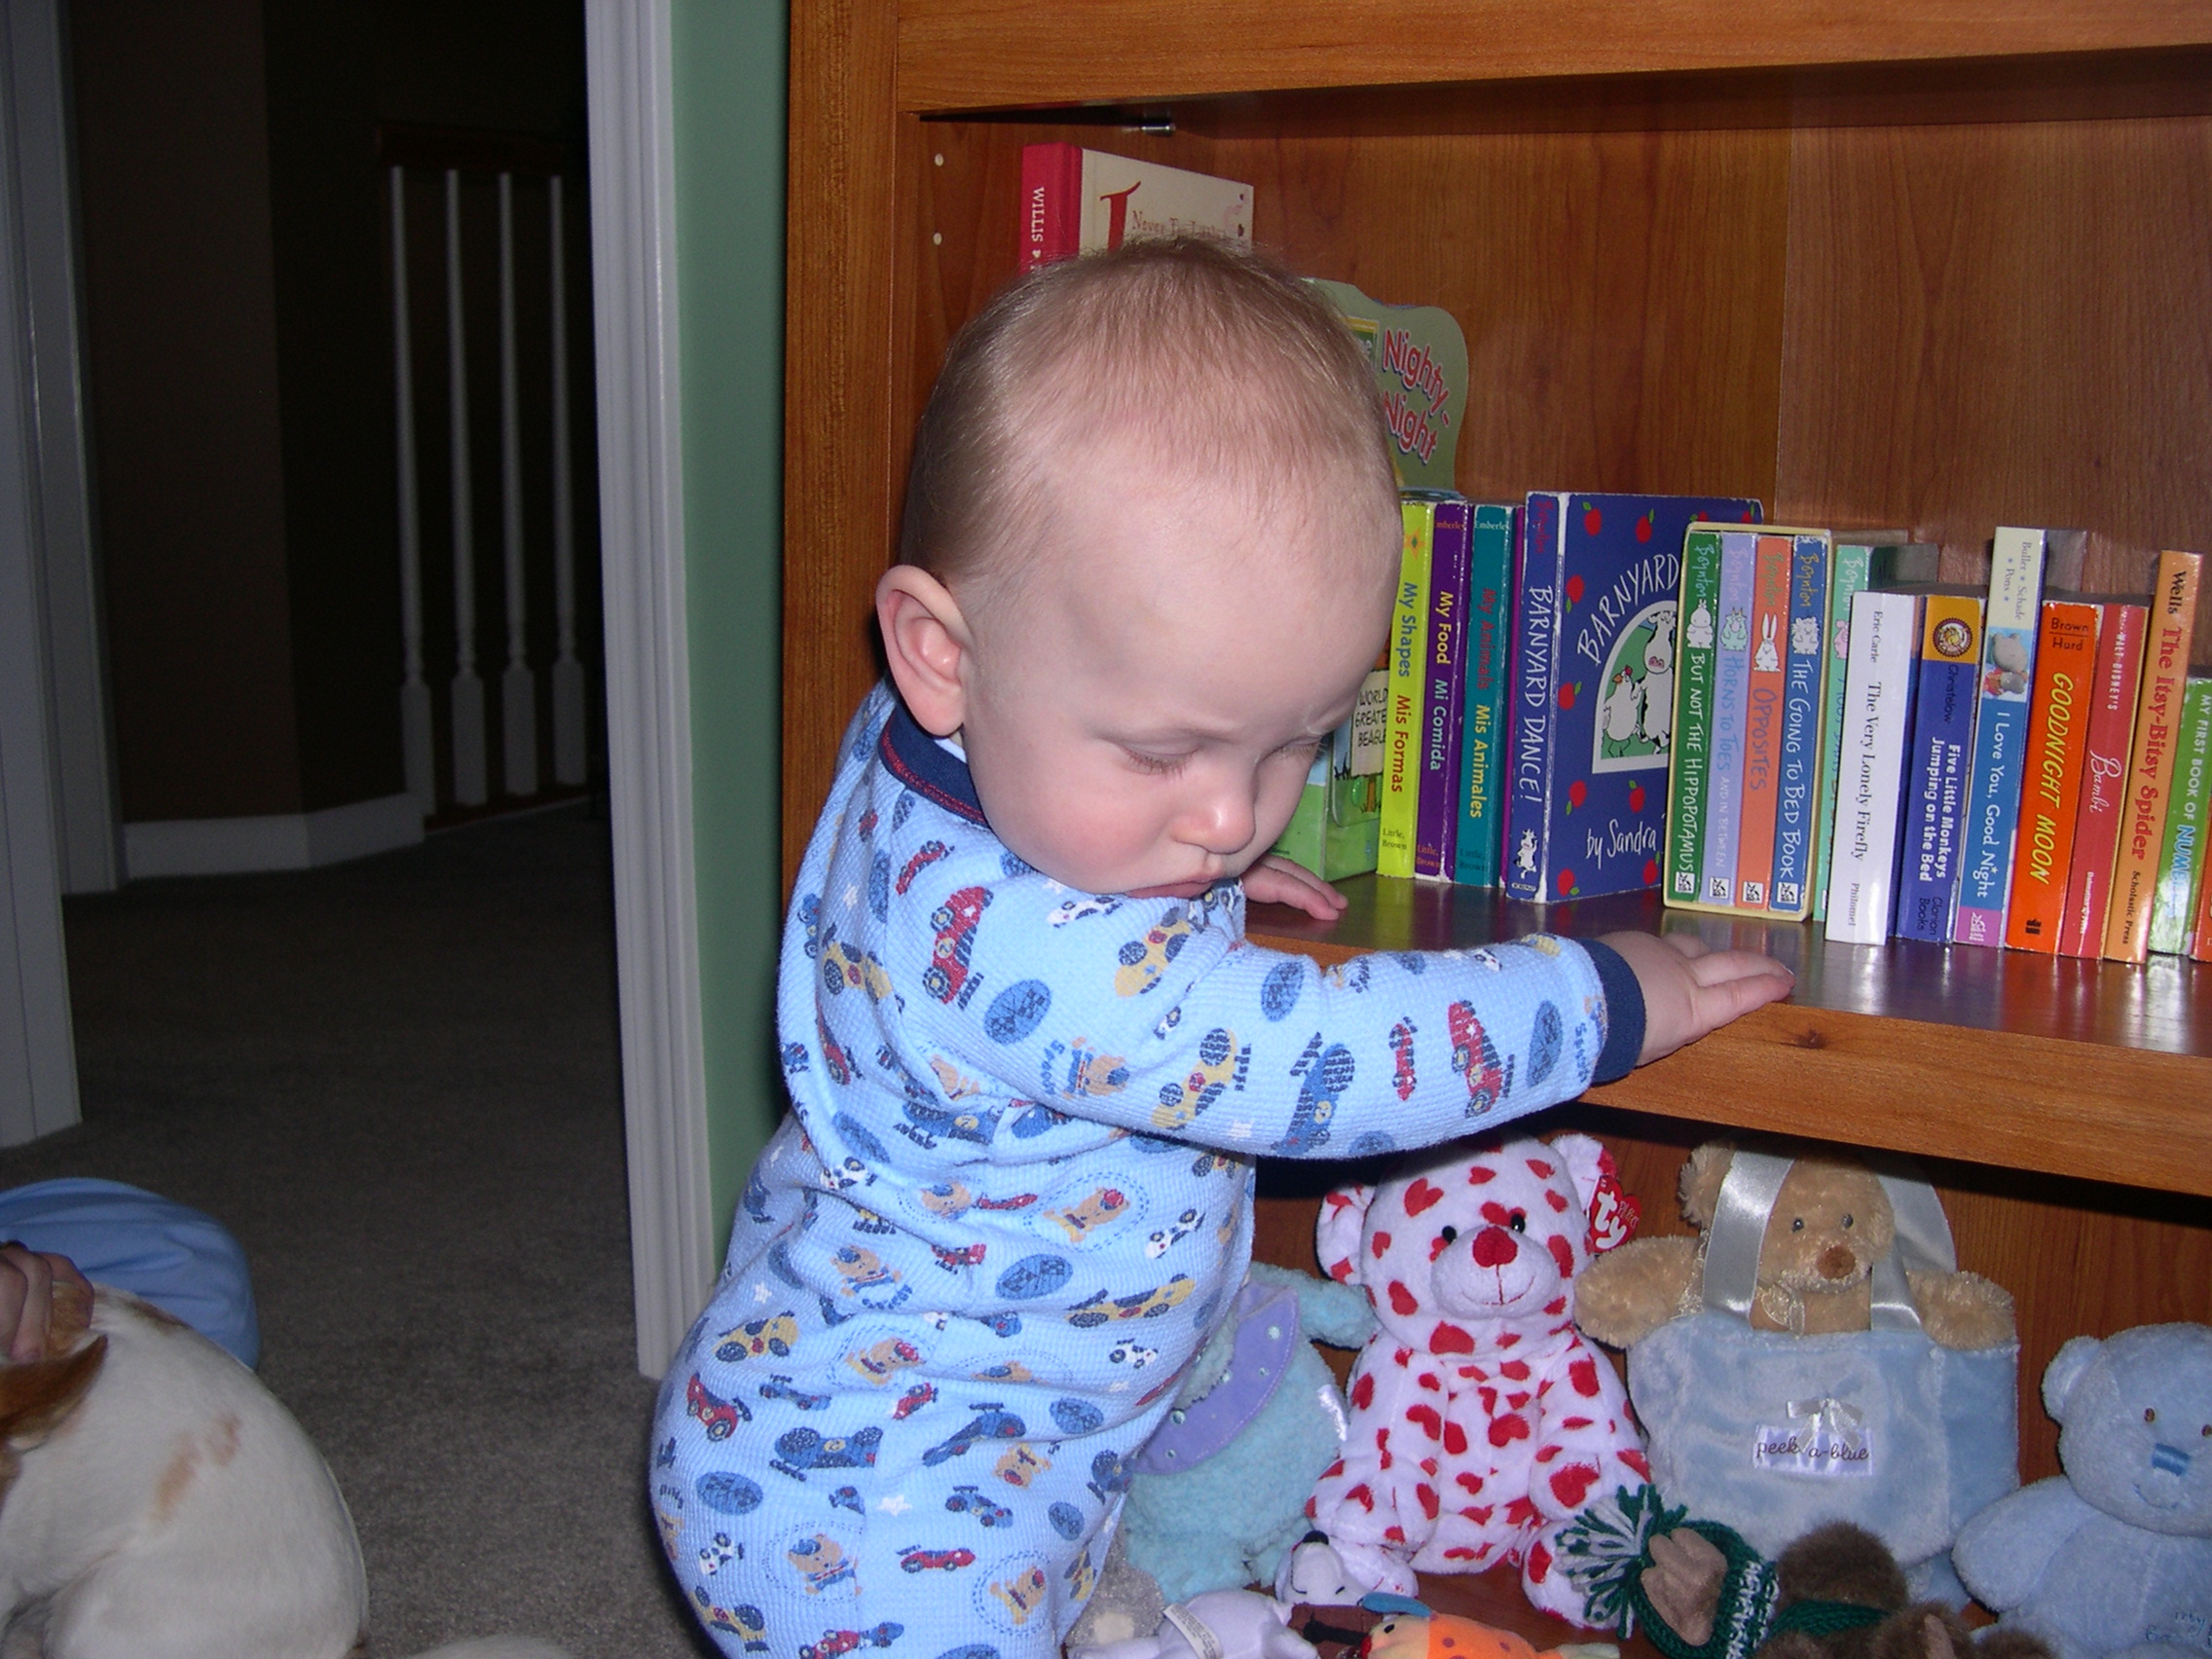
[651,685,1645,1659]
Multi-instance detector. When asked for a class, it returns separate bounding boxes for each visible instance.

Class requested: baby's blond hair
[899,235,1399,612]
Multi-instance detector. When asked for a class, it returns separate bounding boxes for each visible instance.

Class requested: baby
[651,237,1791,1658]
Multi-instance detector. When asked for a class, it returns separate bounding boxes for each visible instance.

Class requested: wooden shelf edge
[897,0,2212,114]
[1248,922,2212,1198]
[1582,1001,2212,1198]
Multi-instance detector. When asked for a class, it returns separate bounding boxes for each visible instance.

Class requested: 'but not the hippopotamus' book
[1502,490,1762,903]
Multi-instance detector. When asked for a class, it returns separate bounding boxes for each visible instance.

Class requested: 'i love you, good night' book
[1503,490,1763,902]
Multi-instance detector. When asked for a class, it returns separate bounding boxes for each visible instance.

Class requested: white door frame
[583,0,716,1378]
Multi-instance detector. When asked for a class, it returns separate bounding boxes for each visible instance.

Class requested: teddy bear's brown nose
[1473,1227,1519,1268]
[1818,1243,1856,1280]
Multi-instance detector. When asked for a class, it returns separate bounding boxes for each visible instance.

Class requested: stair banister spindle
[391,166,433,809]
[446,166,487,806]
[498,170,538,796]
[550,172,585,788]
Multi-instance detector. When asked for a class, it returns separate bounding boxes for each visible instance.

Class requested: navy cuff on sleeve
[1578,939,1645,1085]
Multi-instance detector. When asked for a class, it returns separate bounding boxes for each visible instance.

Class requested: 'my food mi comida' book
[2150,676,2212,956]
[1379,497,1440,879]
[1416,496,1474,879]
[1503,491,1762,903]
[2104,549,2207,962]
[1825,587,1924,944]
[1018,145,1253,270]
[2003,599,2101,953]
[1895,591,1985,943]
[1454,502,1519,887]
[2058,598,2150,958]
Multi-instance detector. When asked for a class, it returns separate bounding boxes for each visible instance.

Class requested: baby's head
[877,235,1402,899]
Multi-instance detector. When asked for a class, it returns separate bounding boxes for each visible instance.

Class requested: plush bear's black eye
[1508,1210,1527,1233]
[1841,1214,1854,1229]
[1439,1226,1457,1245]
[1790,1217,1805,1232]
[2145,1407,2157,1423]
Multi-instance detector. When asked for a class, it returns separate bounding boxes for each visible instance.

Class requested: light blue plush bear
[1953,1322,2212,1659]
[1114,1261,1376,1605]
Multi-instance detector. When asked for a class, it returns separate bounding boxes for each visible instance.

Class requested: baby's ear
[875,564,972,737]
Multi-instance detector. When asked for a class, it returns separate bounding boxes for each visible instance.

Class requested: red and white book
[1019,145,1253,271]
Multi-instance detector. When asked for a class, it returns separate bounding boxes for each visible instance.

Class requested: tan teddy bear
[1574,1142,2014,1350]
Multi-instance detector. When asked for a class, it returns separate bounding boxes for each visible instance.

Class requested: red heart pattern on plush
[1304,1133,1649,1626]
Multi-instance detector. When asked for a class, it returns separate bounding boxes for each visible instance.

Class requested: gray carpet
[0,804,717,1659]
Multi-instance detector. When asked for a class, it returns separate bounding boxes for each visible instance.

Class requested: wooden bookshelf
[783,0,2212,1570]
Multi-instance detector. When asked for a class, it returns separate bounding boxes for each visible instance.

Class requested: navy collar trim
[880,701,989,827]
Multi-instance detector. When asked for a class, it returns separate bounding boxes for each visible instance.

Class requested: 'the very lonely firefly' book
[1503,491,1762,901]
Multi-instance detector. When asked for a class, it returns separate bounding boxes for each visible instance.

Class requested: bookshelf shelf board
[899,0,2212,115]
[1247,876,2212,1198]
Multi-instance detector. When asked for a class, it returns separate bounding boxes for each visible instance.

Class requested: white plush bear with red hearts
[1303,1133,1648,1623]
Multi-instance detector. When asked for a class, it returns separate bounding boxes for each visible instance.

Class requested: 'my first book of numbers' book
[1504,492,1761,902]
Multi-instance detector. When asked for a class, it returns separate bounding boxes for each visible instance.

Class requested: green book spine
[2149,677,2212,954]
[1665,526,1723,904]
[1812,540,1879,922]
[1378,497,1435,878]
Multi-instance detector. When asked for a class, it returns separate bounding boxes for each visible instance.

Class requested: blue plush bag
[1626,1150,2017,1600]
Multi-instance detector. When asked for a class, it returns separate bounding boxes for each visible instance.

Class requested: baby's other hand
[1600,930,1794,1066]
[1240,855,1348,921]
[1,1244,93,1363]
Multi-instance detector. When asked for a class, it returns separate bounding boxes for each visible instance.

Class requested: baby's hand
[1599,930,1794,1066]
[1240,855,1349,921]
[1,1243,92,1363]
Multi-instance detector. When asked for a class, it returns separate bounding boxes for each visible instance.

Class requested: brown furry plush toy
[1573,1142,2014,1351]
[1640,1521,2052,1659]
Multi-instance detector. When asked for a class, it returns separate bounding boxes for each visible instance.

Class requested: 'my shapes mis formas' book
[1504,492,1762,902]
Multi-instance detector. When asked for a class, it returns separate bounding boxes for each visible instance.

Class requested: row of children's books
[1272,497,2212,965]
[1809,538,2211,962]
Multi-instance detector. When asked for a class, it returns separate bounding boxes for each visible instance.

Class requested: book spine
[1664,526,1723,903]
[1700,531,1755,907]
[2104,549,2207,960]
[1378,498,1436,879]
[1952,527,2048,944]
[1018,143,1083,272]
[2150,677,2212,954]
[1824,589,1924,943]
[1415,498,1472,878]
[1501,494,1563,901]
[1896,595,1984,941]
[2003,602,2101,952]
[1768,534,1829,917]
[1454,503,1516,887]
[2194,725,2212,961]
[1733,534,1791,908]
[1812,541,1880,923]
[2059,603,2148,958]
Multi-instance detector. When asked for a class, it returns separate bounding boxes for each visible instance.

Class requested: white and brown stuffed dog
[1304,1133,1648,1624]
[1,1285,567,1659]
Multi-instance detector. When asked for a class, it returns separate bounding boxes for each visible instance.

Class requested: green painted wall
[671,0,788,1250]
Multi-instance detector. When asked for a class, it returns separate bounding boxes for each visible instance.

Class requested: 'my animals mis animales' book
[1017,145,1253,271]
[1503,491,1762,902]
[1454,502,1518,888]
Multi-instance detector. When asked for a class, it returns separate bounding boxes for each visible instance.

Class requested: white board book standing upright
[1825,587,1925,943]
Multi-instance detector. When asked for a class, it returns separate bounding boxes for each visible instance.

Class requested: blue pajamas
[652,686,1637,1659]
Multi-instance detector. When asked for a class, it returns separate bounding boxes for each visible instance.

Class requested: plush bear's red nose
[1473,1226,1519,1267]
